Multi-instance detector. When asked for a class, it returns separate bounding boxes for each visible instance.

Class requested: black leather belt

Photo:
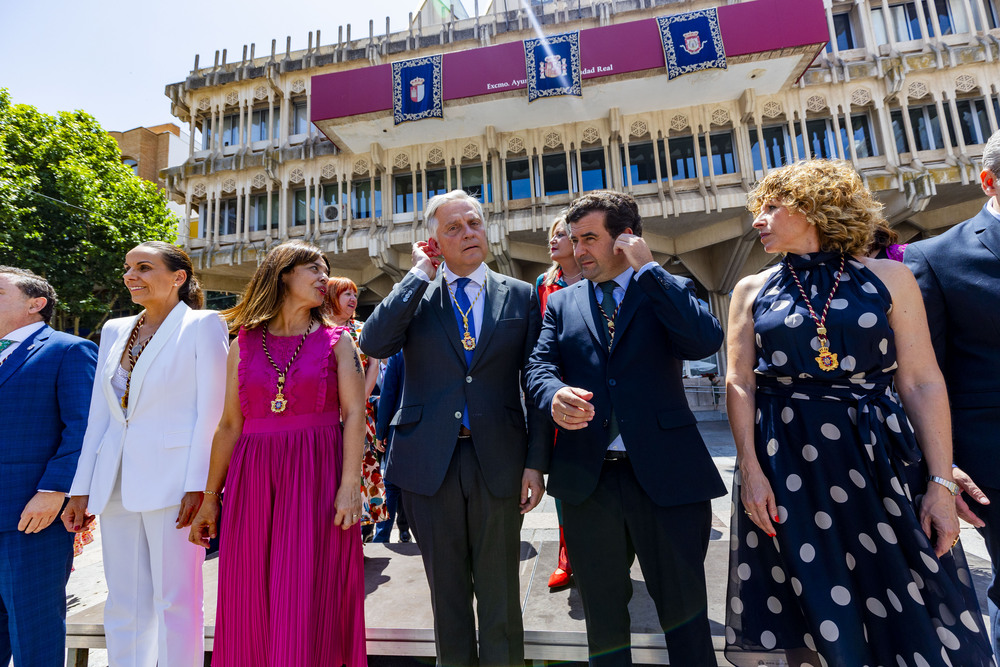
[604,450,628,461]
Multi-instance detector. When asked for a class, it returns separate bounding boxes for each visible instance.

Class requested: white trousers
[100,477,205,667]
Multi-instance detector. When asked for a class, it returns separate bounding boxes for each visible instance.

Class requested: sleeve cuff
[635,261,660,279]
[409,267,431,283]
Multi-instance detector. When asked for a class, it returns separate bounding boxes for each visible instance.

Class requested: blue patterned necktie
[453,278,476,367]
[452,277,476,429]
[597,282,621,445]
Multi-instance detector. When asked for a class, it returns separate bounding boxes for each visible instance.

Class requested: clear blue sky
[0,0,441,132]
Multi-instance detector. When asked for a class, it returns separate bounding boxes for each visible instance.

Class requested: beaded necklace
[785,255,846,372]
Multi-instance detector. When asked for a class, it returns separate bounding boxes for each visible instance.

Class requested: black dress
[725,252,994,667]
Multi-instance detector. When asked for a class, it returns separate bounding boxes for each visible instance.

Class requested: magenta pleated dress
[213,325,366,667]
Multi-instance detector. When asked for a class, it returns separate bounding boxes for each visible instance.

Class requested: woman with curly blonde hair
[724,160,992,665]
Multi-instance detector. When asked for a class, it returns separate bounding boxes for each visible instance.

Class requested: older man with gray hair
[905,129,1000,657]
[360,190,550,667]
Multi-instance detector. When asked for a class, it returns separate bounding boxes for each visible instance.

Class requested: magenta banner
[312,0,825,122]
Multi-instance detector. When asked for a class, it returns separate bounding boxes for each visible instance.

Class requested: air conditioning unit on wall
[322,205,339,221]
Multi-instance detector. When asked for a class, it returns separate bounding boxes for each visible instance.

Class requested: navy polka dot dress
[724,252,994,667]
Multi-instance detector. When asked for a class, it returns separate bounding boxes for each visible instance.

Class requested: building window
[890,110,911,153]
[217,198,238,235]
[704,131,738,175]
[542,153,570,195]
[749,125,792,171]
[461,164,493,203]
[426,168,448,199]
[201,118,213,150]
[506,158,532,200]
[872,0,970,42]
[580,148,607,191]
[955,99,993,145]
[801,119,838,160]
[249,194,279,232]
[250,109,279,142]
[292,189,312,227]
[393,174,423,214]
[910,103,949,150]
[984,0,1000,29]
[123,158,139,175]
[826,11,856,51]
[351,179,381,219]
[292,102,309,135]
[623,142,657,186]
[221,114,240,147]
[667,136,698,180]
[840,113,878,158]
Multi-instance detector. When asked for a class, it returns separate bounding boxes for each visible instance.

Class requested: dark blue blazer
[905,205,1000,487]
[0,325,98,532]
[375,351,405,446]
[526,266,726,507]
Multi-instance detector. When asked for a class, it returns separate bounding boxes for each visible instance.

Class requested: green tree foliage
[0,89,177,336]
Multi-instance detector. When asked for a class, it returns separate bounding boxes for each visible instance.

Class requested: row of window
[194,97,1000,236]
[828,0,1000,52]
[201,102,310,149]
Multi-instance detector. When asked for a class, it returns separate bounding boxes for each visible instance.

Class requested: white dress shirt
[410,262,488,340]
[589,261,658,452]
[0,321,45,365]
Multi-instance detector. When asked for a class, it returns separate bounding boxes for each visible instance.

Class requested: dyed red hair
[327,276,359,319]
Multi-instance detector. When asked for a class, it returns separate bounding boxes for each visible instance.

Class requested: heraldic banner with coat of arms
[524,31,582,103]
[657,8,726,80]
[392,54,443,125]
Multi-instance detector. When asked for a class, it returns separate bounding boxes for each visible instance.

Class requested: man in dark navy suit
[0,266,97,666]
[526,192,725,667]
[905,130,1000,657]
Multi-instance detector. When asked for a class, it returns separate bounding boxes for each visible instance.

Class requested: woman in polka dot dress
[725,160,994,667]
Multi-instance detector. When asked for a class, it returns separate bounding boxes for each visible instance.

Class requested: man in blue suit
[905,130,1000,656]
[526,192,725,667]
[373,350,410,542]
[0,266,98,666]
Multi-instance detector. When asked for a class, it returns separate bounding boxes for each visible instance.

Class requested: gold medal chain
[785,256,846,372]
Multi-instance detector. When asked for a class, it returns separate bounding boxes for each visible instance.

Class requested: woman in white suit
[62,241,229,667]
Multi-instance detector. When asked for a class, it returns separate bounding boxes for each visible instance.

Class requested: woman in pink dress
[189,240,367,667]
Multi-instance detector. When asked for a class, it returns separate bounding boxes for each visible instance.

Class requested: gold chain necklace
[261,319,313,413]
[120,314,149,410]
[447,277,486,351]
[594,290,622,351]
[786,255,845,372]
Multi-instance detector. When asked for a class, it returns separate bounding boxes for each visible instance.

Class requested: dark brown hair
[135,241,203,309]
[566,191,643,238]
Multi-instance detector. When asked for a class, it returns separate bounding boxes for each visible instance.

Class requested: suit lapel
[429,275,469,364]
[0,325,49,389]
[609,278,645,356]
[101,315,137,421]
[125,302,189,417]
[573,281,605,354]
[976,208,1000,263]
[469,271,507,369]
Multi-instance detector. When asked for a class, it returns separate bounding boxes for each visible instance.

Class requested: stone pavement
[63,421,994,666]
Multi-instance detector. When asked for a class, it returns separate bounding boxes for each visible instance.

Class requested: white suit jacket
[70,302,229,514]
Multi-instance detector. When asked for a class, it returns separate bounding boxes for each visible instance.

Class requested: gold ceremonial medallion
[270,392,288,413]
[816,347,839,372]
[462,331,477,351]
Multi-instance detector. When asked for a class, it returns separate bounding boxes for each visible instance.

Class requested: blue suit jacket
[375,351,405,446]
[0,325,98,532]
[526,266,726,507]
[905,205,1000,486]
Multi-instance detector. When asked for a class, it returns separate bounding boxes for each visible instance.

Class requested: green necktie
[598,281,621,445]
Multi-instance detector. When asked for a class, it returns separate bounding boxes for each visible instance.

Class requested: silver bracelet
[927,475,960,496]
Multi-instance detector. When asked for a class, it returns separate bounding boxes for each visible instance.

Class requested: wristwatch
[927,475,960,496]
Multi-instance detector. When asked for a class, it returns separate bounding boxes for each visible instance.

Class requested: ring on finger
[952,536,960,548]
